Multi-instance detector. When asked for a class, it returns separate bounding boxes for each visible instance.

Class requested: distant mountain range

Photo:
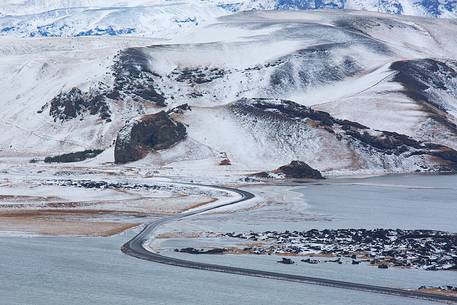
[0,0,456,38]
[234,0,457,17]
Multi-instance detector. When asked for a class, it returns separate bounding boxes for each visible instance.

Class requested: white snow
[0,9,456,176]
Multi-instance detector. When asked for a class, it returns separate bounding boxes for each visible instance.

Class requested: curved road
[122,183,457,303]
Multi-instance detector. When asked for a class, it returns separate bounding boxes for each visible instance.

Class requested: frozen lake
[1,175,456,304]
[158,174,457,294]
[165,174,457,233]
[0,231,437,305]
[298,174,457,231]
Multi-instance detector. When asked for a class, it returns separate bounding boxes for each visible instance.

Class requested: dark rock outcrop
[225,229,457,271]
[45,88,111,122]
[44,149,104,163]
[114,111,187,164]
[254,161,324,179]
[167,103,192,115]
[276,160,324,179]
[391,59,457,111]
[231,98,457,173]
[175,247,225,255]
[173,67,226,84]
[302,258,320,264]
[46,179,162,191]
[232,98,338,127]
[110,48,166,106]
[253,161,324,180]
[41,48,167,123]
[277,258,295,264]
[390,58,457,134]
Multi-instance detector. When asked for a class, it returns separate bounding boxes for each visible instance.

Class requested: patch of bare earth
[415,288,457,298]
[182,198,217,211]
[0,210,140,236]
[0,190,218,236]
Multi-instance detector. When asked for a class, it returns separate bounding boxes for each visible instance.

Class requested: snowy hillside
[0,2,225,38]
[234,0,457,17]
[1,0,456,17]
[0,0,456,38]
[1,10,456,176]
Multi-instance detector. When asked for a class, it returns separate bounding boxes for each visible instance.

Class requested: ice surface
[156,175,457,290]
[0,231,438,305]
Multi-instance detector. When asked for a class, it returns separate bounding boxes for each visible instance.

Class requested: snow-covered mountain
[228,0,457,17]
[1,0,456,17]
[0,2,225,38]
[0,0,456,38]
[1,10,457,176]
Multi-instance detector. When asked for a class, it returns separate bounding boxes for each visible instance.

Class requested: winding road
[122,183,457,303]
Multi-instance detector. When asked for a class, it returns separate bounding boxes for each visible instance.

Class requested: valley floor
[0,158,456,303]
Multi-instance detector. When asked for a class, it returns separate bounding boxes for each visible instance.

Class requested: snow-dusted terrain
[0,1,225,38]
[1,8,456,176]
[151,175,457,295]
[1,5,457,304]
[0,0,456,38]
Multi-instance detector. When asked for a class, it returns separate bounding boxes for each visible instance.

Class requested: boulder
[277,258,295,264]
[301,258,319,264]
[114,111,186,164]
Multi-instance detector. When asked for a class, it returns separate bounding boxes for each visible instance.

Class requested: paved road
[122,183,457,303]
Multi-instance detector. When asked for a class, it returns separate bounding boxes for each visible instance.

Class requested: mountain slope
[1,0,456,17]
[235,0,457,17]
[0,0,456,38]
[1,10,456,176]
[0,2,225,38]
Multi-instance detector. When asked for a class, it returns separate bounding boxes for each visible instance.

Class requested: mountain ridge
[0,0,456,38]
[1,10,456,176]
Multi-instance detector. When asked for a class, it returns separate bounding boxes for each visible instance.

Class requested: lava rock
[223,228,457,271]
[44,149,104,163]
[277,258,295,264]
[276,160,324,179]
[301,258,319,264]
[111,48,166,106]
[253,160,324,179]
[390,58,457,134]
[174,67,226,84]
[46,179,162,191]
[168,103,192,114]
[46,87,111,122]
[177,247,225,255]
[231,98,457,174]
[114,111,187,164]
